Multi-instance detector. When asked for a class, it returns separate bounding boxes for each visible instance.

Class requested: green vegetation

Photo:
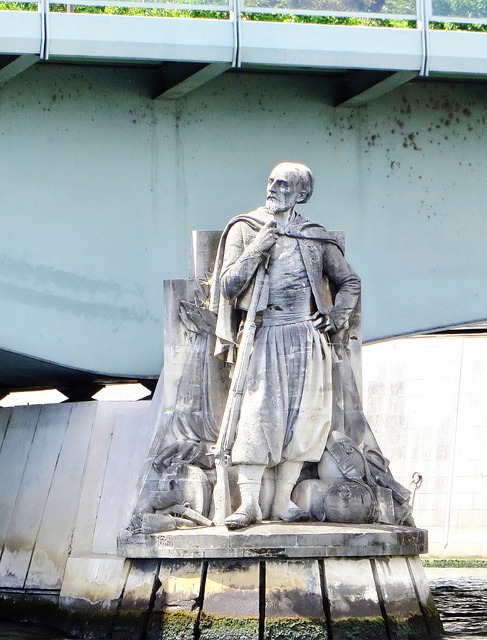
[429,20,487,30]
[0,1,37,8]
[432,0,486,19]
[0,2,230,15]
[423,558,487,568]
[241,13,416,27]
[244,0,414,16]
[265,617,327,640]
[198,612,260,640]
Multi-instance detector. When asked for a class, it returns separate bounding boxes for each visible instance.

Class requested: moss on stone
[423,558,487,568]
[198,611,260,640]
[0,598,200,640]
[0,596,61,632]
[387,613,435,640]
[332,616,388,640]
[264,616,326,639]
[421,599,444,638]
[158,609,198,640]
[0,593,131,639]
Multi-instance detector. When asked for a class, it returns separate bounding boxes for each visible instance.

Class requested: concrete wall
[0,65,486,377]
[0,400,155,590]
[363,335,487,558]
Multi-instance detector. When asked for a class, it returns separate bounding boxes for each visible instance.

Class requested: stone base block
[118,522,428,559]
[115,554,441,640]
[115,525,442,640]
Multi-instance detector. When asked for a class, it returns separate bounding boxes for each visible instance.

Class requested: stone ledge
[118,522,427,559]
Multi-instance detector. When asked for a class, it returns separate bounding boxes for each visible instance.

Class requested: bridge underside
[0,347,141,398]
[0,13,486,394]
[2,13,487,101]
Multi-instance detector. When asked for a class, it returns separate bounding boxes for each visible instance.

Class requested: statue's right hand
[253,220,279,254]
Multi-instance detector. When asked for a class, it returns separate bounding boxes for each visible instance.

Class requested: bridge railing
[2,0,232,12]
[239,0,487,24]
[2,0,487,25]
[45,0,232,11]
[240,0,418,22]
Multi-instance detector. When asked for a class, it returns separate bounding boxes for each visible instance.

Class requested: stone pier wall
[0,400,154,595]
[363,335,487,559]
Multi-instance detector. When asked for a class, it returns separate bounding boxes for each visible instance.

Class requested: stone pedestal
[117,523,443,640]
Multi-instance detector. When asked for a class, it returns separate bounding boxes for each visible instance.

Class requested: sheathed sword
[211,261,268,526]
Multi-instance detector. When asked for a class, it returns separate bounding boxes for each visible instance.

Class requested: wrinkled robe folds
[210,208,361,467]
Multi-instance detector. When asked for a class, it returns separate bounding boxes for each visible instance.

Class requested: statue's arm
[220,221,273,301]
[323,244,361,332]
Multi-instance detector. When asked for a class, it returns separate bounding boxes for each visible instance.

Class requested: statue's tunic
[213,209,361,468]
[230,233,333,466]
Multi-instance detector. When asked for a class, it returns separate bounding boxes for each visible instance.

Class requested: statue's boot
[225,464,265,530]
[271,461,312,522]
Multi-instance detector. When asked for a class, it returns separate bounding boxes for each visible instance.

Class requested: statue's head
[265,162,314,215]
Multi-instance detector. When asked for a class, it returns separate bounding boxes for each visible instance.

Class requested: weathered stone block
[324,557,388,640]
[113,559,160,640]
[118,523,428,560]
[264,559,326,640]
[147,559,203,640]
[374,556,430,639]
[199,559,260,640]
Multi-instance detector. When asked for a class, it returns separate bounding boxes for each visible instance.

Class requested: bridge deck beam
[1,11,487,93]
[0,54,39,87]
[336,70,419,108]
[154,62,232,100]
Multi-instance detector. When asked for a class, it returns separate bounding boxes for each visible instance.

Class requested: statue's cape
[209,207,344,361]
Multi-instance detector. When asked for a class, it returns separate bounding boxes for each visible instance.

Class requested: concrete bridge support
[0,66,486,387]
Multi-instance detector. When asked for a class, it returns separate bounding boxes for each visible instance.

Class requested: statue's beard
[265,198,284,215]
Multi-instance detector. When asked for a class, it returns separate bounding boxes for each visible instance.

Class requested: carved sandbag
[324,479,377,524]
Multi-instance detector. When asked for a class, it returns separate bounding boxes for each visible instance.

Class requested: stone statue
[129,162,413,534]
[210,162,361,529]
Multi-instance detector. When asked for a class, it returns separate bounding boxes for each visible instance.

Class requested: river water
[428,568,487,639]
[0,568,485,639]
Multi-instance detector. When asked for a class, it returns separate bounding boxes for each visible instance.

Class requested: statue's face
[265,165,304,215]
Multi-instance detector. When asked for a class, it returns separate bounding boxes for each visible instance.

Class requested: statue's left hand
[311,311,336,333]
[153,441,204,473]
